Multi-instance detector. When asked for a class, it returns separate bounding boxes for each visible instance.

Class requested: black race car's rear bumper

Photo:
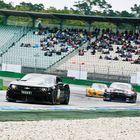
[104,92,137,102]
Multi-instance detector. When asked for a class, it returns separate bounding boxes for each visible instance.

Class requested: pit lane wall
[0,71,140,92]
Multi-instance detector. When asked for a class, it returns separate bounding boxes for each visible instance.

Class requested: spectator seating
[0,25,21,48]
[57,29,140,76]
[1,26,140,77]
[1,30,75,69]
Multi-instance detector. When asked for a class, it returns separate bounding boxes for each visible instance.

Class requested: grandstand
[1,27,80,72]
[0,24,29,52]
[0,25,24,53]
[0,25,20,47]
[0,10,140,82]
[55,28,140,82]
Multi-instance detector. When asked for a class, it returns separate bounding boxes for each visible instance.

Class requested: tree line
[0,0,139,17]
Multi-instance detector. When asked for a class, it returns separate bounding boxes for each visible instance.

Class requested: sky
[3,0,140,12]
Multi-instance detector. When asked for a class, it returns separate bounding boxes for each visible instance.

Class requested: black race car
[103,82,137,103]
[6,73,70,105]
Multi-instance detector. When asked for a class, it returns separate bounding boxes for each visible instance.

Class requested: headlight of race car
[11,84,17,90]
[41,88,47,92]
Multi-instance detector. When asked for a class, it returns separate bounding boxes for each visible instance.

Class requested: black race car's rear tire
[51,90,57,105]
[132,96,137,103]
[62,92,70,105]
[61,85,70,105]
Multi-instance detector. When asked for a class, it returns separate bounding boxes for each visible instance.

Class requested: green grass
[0,110,140,121]
[2,86,8,90]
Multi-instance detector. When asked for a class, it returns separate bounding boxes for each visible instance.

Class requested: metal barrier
[0,70,140,92]
[0,79,3,90]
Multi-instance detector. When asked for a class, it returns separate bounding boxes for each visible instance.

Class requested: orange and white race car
[86,83,108,97]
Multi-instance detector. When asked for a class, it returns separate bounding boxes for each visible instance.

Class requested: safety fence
[0,70,140,92]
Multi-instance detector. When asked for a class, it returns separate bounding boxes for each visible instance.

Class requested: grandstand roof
[0,9,140,25]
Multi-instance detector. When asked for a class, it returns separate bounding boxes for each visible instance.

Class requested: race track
[0,84,140,110]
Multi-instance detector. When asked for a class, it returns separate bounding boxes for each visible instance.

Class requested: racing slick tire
[51,90,57,105]
[60,85,70,105]
[132,97,137,103]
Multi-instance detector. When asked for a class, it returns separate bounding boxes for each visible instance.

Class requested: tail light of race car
[124,90,134,96]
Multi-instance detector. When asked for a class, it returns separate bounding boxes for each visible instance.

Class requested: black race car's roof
[110,82,132,89]
[10,73,58,87]
[0,9,140,24]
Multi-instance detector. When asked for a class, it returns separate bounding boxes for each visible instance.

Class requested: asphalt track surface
[0,85,140,111]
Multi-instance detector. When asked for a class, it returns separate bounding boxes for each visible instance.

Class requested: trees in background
[131,4,140,17]
[0,0,13,9]
[15,2,44,12]
[73,0,112,15]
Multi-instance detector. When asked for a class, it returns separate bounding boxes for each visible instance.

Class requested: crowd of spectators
[38,27,90,57]
[19,24,140,65]
[20,26,91,57]
[85,28,140,64]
